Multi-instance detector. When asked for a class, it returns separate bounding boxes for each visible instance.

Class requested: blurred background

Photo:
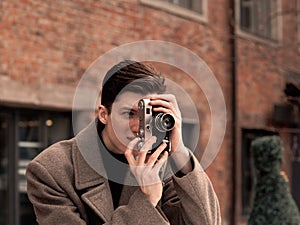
[0,0,300,224]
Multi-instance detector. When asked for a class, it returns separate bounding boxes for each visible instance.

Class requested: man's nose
[129,117,139,134]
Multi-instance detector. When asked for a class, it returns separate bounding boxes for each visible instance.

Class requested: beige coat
[26,121,221,225]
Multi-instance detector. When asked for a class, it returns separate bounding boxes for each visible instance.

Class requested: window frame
[236,0,282,45]
[140,0,208,23]
[163,0,203,14]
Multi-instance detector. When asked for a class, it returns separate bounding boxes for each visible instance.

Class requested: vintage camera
[137,99,175,153]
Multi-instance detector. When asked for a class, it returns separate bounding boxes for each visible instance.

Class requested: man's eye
[123,111,138,118]
[123,111,135,117]
[122,111,129,116]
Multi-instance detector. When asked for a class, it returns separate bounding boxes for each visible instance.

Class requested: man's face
[102,91,150,154]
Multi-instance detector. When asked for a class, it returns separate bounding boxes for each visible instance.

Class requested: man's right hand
[124,137,168,207]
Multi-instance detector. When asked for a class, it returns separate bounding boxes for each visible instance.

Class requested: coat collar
[73,119,107,190]
[72,119,140,222]
[73,119,114,222]
[74,119,139,186]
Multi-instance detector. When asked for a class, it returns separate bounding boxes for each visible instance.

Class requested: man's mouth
[127,137,134,141]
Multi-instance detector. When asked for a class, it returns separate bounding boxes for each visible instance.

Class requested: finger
[150,95,176,105]
[152,151,168,173]
[137,136,157,165]
[136,149,148,166]
[152,107,173,114]
[149,99,170,108]
[146,142,167,166]
[150,99,180,114]
[124,149,135,166]
[124,138,139,166]
[150,94,175,102]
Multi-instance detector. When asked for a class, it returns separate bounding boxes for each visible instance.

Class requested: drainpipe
[230,0,237,224]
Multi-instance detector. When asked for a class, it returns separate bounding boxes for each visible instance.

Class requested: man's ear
[98,105,109,124]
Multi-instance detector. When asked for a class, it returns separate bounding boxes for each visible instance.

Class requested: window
[240,0,279,40]
[160,0,203,14]
[140,0,207,22]
[182,121,198,150]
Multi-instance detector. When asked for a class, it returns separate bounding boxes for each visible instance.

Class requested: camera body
[137,99,175,153]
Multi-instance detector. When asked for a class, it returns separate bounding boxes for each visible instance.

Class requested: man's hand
[124,136,168,207]
[149,94,192,174]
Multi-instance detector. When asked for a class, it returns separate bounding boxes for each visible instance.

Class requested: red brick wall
[237,0,300,128]
[235,0,300,224]
[0,0,235,224]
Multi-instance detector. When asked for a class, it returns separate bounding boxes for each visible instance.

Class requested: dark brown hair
[101,60,166,113]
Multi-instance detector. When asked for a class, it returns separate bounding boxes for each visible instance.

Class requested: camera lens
[154,113,175,132]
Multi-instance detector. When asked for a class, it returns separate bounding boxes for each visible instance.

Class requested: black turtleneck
[96,120,128,209]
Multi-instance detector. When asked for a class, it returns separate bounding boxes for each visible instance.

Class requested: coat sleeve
[161,155,221,225]
[26,160,88,225]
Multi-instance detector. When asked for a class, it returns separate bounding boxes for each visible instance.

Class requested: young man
[26,60,221,224]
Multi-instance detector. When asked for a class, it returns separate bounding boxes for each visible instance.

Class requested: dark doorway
[0,108,72,225]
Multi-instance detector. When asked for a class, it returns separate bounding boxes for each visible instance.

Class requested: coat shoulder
[29,138,77,178]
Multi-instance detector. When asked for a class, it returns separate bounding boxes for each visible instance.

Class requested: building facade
[0,0,299,224]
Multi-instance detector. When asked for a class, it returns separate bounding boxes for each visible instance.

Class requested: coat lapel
[72,120,146,222]
[73,120,114,222]
[81,184,114,222]
[118,185,139,206]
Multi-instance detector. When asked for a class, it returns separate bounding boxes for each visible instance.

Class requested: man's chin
[119,144,138,155]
